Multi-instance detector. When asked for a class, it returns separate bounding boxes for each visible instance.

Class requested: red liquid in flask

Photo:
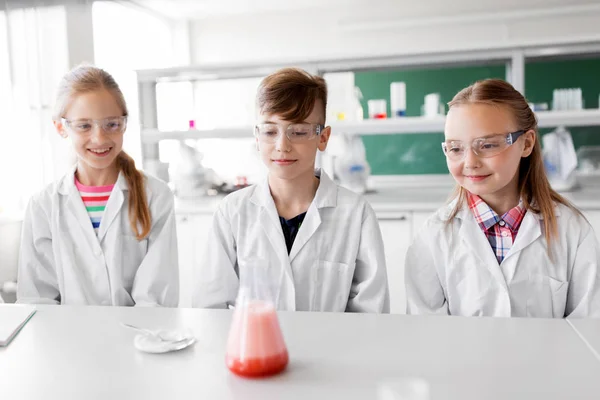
[226,300,289,378]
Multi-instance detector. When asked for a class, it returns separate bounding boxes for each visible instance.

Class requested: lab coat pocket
[526,276,568,318]
[310,260,352,312]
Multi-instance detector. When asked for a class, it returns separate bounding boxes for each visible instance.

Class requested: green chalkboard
[355,59,600,175]
[528,58,600,151]
[525,58,600,109]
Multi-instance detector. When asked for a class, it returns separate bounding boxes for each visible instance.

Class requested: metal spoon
[121,323,171,341]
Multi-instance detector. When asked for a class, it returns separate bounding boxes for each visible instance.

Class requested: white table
[569,318,600,361]
[2,306,600,400]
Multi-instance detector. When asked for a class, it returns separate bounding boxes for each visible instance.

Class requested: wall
[189,0,600,64]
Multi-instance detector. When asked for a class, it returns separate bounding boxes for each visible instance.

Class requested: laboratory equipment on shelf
[368,99,388,119]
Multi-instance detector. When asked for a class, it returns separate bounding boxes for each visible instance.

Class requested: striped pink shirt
[75,178,115,235]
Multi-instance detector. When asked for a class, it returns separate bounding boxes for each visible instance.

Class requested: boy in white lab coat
[193,68,389,312]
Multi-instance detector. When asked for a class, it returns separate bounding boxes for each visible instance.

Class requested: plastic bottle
[354,87,364,121]
[390,82,406,117]
[334,134,371,194]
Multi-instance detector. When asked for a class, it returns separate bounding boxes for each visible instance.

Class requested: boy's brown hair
[257,67,328,123]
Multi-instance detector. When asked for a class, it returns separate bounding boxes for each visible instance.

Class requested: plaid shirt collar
[467,193,526,233]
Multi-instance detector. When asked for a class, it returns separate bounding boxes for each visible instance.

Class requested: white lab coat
[405,201,600,318]
[193,169,389,313]
[17,166,179,306]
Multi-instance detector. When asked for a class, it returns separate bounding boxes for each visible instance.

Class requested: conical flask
[225,262,289,377]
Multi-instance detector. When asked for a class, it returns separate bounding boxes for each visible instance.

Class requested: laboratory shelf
[330,117,446,135]
[140,110,600,142]
[141,126,253,142]
[536,109,600,128]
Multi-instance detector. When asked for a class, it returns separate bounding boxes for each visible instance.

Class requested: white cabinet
[377,212,412,314]
[176,213,213,307]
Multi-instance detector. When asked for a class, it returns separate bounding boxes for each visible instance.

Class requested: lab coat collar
[450,196,553,270]
[503,210,542,260]
[450,197,561,222]
[250,168,338,210]
[58,164,128,242]
[58,164,128,195]
[250,169,338,268]
[311,168,338,209]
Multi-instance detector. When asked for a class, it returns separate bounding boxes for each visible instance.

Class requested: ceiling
[129,0,371,19]
[129,0,600,21]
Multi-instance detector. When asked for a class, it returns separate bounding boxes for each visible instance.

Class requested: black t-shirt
[279,212,307,254]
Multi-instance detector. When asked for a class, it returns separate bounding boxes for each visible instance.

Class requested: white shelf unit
[535,109,600,128]
[140,110,600,143]
[141,126,253,143]
[337,110,600,135]
[136,41,600,166]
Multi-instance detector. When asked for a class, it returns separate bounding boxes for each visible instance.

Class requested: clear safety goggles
[441,130,526,161]
[61,116,127,135]
[254,123,324,143]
